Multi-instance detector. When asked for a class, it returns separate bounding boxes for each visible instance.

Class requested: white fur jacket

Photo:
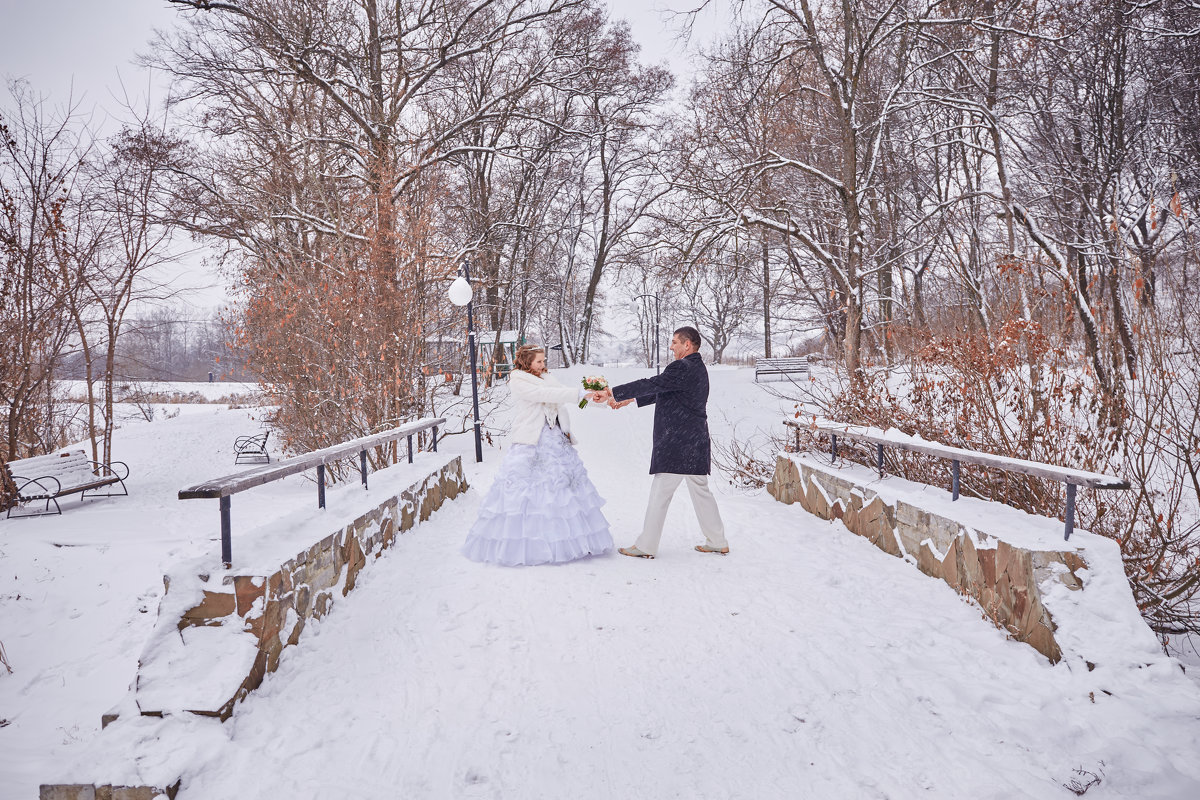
[507,368,583,446]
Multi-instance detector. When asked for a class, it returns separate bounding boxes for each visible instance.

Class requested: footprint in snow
[463,770,488,785]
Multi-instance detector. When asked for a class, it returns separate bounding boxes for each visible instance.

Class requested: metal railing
[784,418,1129,540]
[180,417,445,566]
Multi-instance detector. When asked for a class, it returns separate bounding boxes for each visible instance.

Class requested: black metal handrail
[784,418,1129,540]
[180,417,445,566]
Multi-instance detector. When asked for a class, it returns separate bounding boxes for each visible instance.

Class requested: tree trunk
[578,121,612,363]
[103,321,118,467]
[912,264,928,330]
[78,320,99,464]
[761,233,772,358]
[843,294,863,382]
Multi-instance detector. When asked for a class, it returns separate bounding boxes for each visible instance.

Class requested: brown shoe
[695,544,729,555]
[619,546,655,559]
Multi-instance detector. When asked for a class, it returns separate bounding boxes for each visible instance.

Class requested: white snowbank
[57,379,260,401]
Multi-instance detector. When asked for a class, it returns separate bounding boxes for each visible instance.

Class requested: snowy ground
[0,401,283,798]
[3,367,1200,799]
[56,379,260,402]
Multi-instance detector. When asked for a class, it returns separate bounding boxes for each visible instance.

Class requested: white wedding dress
[461,423,613,566]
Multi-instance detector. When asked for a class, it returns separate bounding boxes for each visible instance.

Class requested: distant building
[424,329,523,379]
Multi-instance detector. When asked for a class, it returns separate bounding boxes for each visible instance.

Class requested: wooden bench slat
[8,453,90,470]
[11,463,98,479]
[18,477,117,497]
[17,463,94,479]
[755,357,810,382]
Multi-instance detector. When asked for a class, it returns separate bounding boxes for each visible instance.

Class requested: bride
[461,344,614,566]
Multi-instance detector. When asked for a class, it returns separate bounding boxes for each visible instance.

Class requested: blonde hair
[513,344,546,374]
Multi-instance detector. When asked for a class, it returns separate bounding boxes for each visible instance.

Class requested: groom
[593,326,729,558]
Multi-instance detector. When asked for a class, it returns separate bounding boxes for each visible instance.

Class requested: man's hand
[607,398,634,410]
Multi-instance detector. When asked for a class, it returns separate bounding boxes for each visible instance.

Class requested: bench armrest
[234,434,268,447]
[12,474,62,498]
[88,460,130,481]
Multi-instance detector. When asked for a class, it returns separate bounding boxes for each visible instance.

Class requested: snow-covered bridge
[5,368,1200,799]
[148,462,1200,798]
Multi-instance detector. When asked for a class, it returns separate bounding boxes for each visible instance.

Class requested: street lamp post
[634,292,662,375]
[448,261,483,463]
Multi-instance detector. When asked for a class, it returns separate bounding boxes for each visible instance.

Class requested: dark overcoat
[611,352,711,475]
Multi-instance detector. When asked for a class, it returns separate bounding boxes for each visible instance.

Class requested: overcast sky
[0,0,730,110]
[0,0,731,310]
[0,0,176,123]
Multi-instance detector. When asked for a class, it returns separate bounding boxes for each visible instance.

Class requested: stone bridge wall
[42,455,468,800]
[767,453,1089,663]
[136,454,468,720]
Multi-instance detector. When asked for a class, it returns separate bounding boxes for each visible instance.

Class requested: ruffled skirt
[462,425,613,566]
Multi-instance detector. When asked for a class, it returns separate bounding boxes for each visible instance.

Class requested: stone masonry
[141,455,468,720]
[766,454,1088,663]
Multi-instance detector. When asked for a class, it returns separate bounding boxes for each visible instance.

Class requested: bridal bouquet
[580,375,608,409]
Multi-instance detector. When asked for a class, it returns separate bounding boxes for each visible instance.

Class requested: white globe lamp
[448,276,473,307]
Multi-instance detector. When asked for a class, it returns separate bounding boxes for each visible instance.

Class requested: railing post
[877,443,884,478]
[432,425,439,452]
[831,434,838,461]
[360,450,368,489]
[219,495,232,567]
[407,434,413,464]
[951,460,960,501]
[317,464,326,509]
[1064,482,1076,540]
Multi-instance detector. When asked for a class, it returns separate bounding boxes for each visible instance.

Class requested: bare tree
[0,82,90,470]
[567,21,673,362]
[149,0,607,453]
[682,244,757,363]
[671,1,935,385]
[83,122,182,465]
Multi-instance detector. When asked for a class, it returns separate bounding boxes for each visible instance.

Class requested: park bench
[234,431,271,464]
[755,357,811,382]
[3,450,129,519]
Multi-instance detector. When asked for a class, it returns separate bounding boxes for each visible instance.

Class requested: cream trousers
[634,473,728,555]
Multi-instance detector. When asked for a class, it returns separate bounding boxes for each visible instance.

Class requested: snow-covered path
[162,382,1198,800]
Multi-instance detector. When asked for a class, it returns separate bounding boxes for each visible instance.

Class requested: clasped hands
[590,387,633,409]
